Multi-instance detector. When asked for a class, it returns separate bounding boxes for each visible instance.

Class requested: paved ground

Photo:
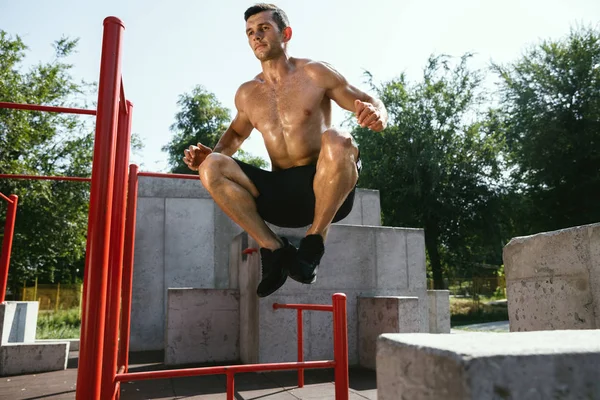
[0,351,377,400]
[452,320,509,333]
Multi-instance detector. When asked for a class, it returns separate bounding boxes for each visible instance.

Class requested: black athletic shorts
[233,155,362,228]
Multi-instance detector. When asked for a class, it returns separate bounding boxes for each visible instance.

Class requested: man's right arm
[212,85,254,156]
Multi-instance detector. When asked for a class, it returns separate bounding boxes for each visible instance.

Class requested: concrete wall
[377,330,600,400]
[503,222,600,332]
[234,224,428,366]
[0,342,69,377]
[130,175,383,351]
[165,289,239,365]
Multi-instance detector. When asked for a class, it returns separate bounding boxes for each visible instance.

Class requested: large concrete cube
[0,302,39,344]
[234,224,428,365]
[377,330,600,400]
[503,222,600,331]
[357,296,421,370]
[165,289,239,365]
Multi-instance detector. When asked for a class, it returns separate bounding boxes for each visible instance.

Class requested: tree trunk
[425,223,444,289]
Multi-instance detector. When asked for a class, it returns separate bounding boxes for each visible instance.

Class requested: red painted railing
[114,293,349,400]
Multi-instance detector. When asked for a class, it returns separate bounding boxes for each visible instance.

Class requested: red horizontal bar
[0,192,13,204]
[115,360,335,383]
[0,174,91,182]
[0,102,96,116]
[138,171,199,180]
[273,303,334,312]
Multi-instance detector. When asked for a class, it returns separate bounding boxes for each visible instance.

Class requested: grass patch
[37,308,81,339]
[450,297,508,327]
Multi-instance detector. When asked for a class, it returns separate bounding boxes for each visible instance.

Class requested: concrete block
[503,222,600,331]
[428,290,450,333]
[377,330,600,400]
[336,189,382,226]
[358,296,421,370]
[0,302,39,344]
[165,289,239,365]
[0,342,69,376]
[164,198,215,289]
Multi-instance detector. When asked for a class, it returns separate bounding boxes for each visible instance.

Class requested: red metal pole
[0,195,18,303]
[226,372,234,400]
[117,164,139,372]
[101,100,133,400]
[76,16,125,400]
[297,309,304,388]
[332,293,349,400]
[0,101,97,115]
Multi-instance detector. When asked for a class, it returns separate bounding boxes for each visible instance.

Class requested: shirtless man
[183,3,387,297]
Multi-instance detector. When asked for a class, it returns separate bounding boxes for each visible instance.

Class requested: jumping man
[183,3,388,297]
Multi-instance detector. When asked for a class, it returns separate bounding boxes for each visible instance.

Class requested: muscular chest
[247,76,326,131]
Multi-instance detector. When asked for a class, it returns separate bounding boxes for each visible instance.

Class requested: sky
[1,0,599,172]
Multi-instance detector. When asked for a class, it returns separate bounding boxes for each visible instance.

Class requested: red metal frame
[0,194,18,303]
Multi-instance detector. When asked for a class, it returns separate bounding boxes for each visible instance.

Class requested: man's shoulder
[300,59,345,87]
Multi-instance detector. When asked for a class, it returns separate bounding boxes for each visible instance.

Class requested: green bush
[37,308,81,339]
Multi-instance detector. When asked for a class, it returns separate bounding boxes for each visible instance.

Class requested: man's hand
[355,99,385,132]
[183,143,213,171]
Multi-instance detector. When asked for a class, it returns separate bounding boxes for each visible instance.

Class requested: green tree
[162,85,267,173]
[353,54,505,289]
[0,32,97,294]
[493,26,600,234]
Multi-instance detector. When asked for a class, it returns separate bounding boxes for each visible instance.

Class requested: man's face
[245,11,284,61]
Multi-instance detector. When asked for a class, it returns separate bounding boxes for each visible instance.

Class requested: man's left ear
[283,26,292,42]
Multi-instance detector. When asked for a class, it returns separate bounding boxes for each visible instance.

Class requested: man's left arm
[308,61,388,132]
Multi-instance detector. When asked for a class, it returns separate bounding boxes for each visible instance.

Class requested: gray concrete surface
[0,342,69,377]
[427,290,450,333]
[377,330,600,400]
[0,302,38,344]
[357,296,421,369]
[503,222,600,331]
[165,288,240,365]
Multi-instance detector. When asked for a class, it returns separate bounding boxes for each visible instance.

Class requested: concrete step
[377,330,600,400]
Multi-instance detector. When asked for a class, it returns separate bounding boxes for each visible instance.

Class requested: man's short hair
[244,3,290,32]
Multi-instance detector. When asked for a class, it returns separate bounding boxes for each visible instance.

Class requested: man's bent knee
[199,153,229,188]
[321,129,358,158]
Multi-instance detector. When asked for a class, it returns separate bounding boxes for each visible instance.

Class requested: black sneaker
[256,237,297,297]
[288,234,324,284]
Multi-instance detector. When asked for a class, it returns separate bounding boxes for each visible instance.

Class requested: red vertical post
[117,164,139,372]
[297,309,304,388]
[101,100,133,400]
[333,293,349,400]
[76,16,125,400]
[0,195,18,303]
[226,372,235,400]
